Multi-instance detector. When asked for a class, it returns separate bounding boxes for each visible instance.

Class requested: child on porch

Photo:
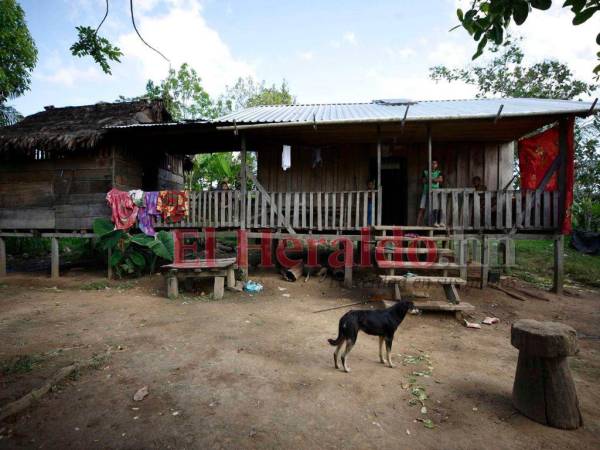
[417,160,443,227]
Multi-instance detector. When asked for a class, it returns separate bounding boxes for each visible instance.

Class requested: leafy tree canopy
[455,0,600,78]
[430,41,596,99]
[143,63,216,121]
[217,77,294,114]
[0,0,37,102]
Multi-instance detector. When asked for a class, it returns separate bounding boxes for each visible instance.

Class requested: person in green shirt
[417,159,443,226]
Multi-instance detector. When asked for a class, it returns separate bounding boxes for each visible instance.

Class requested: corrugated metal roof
[215,98,598,125]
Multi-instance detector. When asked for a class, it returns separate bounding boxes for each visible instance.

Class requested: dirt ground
[0,270,599,450]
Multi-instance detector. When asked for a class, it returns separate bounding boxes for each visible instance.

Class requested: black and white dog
[328,300,414,372]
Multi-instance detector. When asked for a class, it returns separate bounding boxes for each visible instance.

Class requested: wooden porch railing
[431,189,561,231]
[154,189,380,230]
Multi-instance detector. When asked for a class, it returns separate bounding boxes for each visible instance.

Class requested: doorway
[370,157,407,225]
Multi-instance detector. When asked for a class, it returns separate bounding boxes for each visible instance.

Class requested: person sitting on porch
[219,180,230,190]
[417,160,443,227]
[472,175,487,191]
[367,179,376,225]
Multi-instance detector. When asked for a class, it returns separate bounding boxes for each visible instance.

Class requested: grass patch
[513,238,600,288]
[80,280,110,290]
[80,280,135,291]
[1,355,43,375]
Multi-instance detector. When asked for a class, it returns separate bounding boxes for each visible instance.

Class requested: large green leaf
[129,251,146,268]
[93,218,114,237]
[97,229,126,251]
[156,231,175,261]
[130,234,155,248]
[513,1,529,25]
[110,248,124,266]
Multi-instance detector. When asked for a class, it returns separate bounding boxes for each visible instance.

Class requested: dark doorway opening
[370,157,407,225]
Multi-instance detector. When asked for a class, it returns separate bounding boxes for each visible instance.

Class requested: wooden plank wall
[257,144,372,192]
[257,141,514,225]
[0,148,113,229]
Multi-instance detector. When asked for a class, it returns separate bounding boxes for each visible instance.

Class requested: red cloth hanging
[518,118,574,234]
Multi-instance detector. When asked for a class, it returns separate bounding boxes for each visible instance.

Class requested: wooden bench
[162,258,237,300]
[379,275,466,303]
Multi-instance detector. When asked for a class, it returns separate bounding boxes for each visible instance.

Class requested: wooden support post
[227,266,235,289]
[239,135,248,280]
[344,263,353,289]
[553,234,564,295]
[50,237,59,279]
[240,135,247,229]
[214,276,225,299]
[557,118,568,230]
[427,124,433,226]
[0,237,6,277]
[459,239,467,280]
[107,249,113,280]
[481,235,489,289]
[376,126,382,226]
[167,271,179,299]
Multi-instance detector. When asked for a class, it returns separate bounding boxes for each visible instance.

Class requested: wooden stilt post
[481,235,489,289]
[240,134,248,280]
[0,237,6,277]
[107,249,112,280]
[50,237,59,279]
[553,234,564,295]
[376,125,382,226]
[427,124,433,226]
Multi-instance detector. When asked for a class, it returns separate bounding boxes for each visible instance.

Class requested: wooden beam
[245,166,295,234]
[377,126,382,226]
[0,237,6,277]
[427,124,432,226]
[557,118,568,229]
[50,237,59,279]
[553,234,564,295]
[240,135,247,229]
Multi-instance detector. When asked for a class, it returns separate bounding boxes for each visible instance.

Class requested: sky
[10,0,600,116]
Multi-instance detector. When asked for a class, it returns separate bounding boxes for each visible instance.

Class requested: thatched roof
[0,100,171,154]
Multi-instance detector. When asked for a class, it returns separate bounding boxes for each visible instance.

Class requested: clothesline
[105,189,189,236]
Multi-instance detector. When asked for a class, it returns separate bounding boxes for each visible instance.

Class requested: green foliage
[217,77,294,114]
[0,103,22,126]
[430,41,596,99]
[513,238,600,287]
[70,25,123,75]
[1,354,42,375]
[93,218,174,278]
[144,63,217,120]
[187,152,257,190]
[0,0,37,104]
[455,0,599,78]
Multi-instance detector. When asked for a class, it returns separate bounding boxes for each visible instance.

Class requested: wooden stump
[511,319,582,429]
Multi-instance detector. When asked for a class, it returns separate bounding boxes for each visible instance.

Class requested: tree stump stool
[511,319,582,429]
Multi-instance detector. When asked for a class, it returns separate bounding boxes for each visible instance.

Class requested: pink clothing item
[138,191,159,236]
[106,188,139,230]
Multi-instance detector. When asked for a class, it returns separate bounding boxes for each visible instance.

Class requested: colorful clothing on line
[157,190,189,223]
[106,188,139,230]
[138,191,159,236]
[129,189,145,207]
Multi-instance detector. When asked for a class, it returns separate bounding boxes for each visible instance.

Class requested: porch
[155,188,561,233]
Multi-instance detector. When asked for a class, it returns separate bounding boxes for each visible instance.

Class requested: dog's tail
[328,320,345,346]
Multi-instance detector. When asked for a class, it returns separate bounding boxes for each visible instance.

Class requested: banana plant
[93,218,174,277]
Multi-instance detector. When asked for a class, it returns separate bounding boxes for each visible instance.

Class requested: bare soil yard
[0,271,599,449]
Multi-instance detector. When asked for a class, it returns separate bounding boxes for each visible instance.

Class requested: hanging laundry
[106,188,139,230]
[138,191,159,236]
[282,145,291,171]
[129,189,145,207]
[157,190,189,223]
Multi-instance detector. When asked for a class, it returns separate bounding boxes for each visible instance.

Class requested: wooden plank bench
[379,275,467,303]
[162,258,237,300]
